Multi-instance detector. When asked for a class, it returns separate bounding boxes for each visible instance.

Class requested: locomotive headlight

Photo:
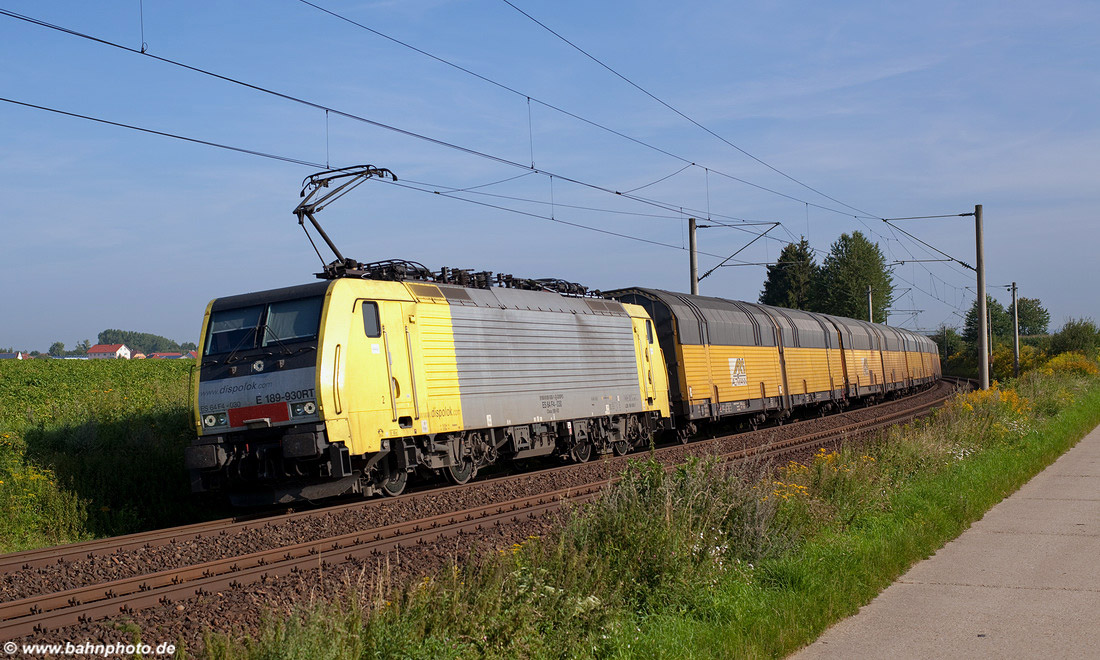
[203,413,229,428]
[291,401,317,417]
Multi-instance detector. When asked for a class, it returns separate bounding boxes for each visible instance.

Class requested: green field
[0,359,224,553]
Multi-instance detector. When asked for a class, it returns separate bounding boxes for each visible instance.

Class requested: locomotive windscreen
[204,296,324,355]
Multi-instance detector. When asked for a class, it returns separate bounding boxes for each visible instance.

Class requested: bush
[1050,318,1099,356]
[1044,352,1100,377]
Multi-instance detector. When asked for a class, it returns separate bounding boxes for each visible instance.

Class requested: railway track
[0,379,964,641]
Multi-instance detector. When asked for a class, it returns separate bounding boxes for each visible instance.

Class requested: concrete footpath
[792,423,1100,659]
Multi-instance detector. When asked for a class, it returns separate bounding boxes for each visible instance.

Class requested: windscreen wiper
[225,328,260,364]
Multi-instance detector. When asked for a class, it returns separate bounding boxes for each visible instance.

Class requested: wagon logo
[729,357,747,387]
[252,360,265,373]
[861,358,870,377]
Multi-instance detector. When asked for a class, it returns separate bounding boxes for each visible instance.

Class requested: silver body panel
[439,286,645,429]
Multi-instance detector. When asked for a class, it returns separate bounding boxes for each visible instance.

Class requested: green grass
[614,385,1100,658]
[204,363,1100,660]
[0,359,225,552]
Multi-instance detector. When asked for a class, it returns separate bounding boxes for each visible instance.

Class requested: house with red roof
[148,352,183,359]
[87,344,131,360]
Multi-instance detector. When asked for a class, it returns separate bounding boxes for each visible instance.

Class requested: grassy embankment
[205,352,1100,659]
[0,360,219,553]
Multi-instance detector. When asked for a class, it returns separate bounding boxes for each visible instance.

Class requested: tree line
[46,330,197,357]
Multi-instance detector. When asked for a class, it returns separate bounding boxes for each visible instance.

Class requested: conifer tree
[759,237,820,311]
[817,231,893,321]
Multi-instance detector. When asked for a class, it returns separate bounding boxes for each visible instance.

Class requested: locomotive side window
[263,297,323,346]
[646,320,654,344]
[205,305,263,355]
[362,302,381,338]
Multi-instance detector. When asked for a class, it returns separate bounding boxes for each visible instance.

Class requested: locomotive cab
[185,282,357,504]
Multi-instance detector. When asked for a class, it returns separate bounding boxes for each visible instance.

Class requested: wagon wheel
[444,458,476,485]
[611,439,630,456]
[677,425,693,444]
[571,438,593,463]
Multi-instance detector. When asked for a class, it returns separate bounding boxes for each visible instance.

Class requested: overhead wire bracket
[698,222,780,281]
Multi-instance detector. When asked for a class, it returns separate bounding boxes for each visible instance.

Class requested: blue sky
[2,0,1097,351]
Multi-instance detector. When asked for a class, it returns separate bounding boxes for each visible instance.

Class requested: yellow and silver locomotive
[187,274,670,504]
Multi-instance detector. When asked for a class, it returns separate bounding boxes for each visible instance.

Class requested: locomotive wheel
[445,458,476,485]
[379,462,407,497]
[571,439,593,463]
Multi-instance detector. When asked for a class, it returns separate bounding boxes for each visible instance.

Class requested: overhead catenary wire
[0,6,793,247]
[0,92,758,266]
[499,0,877,220]
[3,2,921,288]
[1,88,790,271]
[621,164,695,194]
[1,7,978,328]
[883,218,974,270]
[384,177,744,261]
[4,94,970,328]
[0,96,326,168]
[291,3,875,219]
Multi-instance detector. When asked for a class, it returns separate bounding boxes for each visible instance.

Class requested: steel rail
[0,483,605,640]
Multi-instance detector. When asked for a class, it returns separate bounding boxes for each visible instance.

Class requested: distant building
[0,352,30,360]
[87,344,131,360]
[148,352,183,359]
[132,352,147,360]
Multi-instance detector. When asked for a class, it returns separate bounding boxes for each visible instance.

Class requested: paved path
[792,423,1100,659]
